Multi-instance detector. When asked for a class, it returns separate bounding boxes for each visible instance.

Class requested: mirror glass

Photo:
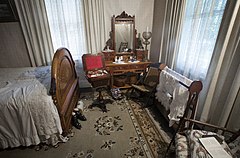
[115,23,134,52]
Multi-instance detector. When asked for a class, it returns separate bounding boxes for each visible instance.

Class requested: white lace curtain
[200,0,240,131]
[44,0,87,61]
[174,0,227,80]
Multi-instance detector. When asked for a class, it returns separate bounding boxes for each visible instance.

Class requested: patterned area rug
[65,91,171,158]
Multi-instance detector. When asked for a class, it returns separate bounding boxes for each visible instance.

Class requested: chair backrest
[118,42,128,52]
[143,67,160,87]
[82,53,106,72]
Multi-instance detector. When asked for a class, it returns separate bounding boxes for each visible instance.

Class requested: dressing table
[103,11,150,88]
[105,61,151,88]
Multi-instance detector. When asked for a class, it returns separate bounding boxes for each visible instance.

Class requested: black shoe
[72,114,82,129]
[100,104,107,113]
[74,110,87,121]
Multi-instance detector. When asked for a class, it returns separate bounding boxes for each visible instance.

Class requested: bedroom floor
[0,64,175,158]
[0,89,175,158]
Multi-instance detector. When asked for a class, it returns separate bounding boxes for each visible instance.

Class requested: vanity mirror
[103,12,151,89]
[104,11,136,53]
[103,11,147,62]
[113,11,135,53]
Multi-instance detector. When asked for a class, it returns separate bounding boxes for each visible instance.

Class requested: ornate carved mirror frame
[110,11,136,53]
[113,11,136,53]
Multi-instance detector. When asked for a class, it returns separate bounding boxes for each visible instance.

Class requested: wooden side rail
[182,118,236,134]
[178,118,240,145]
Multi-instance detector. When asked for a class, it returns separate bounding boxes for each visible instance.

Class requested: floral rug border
[126,99,169,157]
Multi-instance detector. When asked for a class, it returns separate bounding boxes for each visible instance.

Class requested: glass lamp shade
[142,31,152,51]
[142,31,152,40]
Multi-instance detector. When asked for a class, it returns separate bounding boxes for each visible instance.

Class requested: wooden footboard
[50,48,80,136]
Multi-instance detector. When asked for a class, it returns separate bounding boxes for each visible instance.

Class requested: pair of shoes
[111,88,123,100]
[71,114,82,129]
[74,110,87,121]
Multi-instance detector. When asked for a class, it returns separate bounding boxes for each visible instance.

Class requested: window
[45,0,86,61]
[175,0,227,80]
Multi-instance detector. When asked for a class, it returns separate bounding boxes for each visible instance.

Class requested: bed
[0,48,80,149]
[173,120,240,158]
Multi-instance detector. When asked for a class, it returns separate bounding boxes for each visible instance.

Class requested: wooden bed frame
[50,48,80,136]
[166,99,240,157]
[165,114,240,157]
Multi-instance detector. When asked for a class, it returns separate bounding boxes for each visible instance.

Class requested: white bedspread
[0,67,65,149]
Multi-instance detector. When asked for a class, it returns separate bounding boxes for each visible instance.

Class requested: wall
[103,0,154,34]
[0,23,31,68]
[0,22,31,67]
[103,0,154,52]
[0,0,31,68]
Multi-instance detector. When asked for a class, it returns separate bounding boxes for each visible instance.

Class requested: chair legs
[142,91,156,108]
[126,88,133,100]
[88,88,113,112]
[165,135,175,158]
[127,88,154,108]
[126,88,140,100]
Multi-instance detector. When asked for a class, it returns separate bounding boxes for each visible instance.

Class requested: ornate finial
[116,11,133,18]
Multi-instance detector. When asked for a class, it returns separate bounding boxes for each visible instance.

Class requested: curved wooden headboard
[50,47,80,135]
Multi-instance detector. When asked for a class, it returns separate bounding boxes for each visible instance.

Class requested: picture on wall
[0,0,18,22]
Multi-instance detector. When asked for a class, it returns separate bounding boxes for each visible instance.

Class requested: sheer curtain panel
[14,0,54,66]
[45,0,87,61]
[82,0,106,54]
[174,0,227,80]
[158,0,186,68]
[200,0,240,131]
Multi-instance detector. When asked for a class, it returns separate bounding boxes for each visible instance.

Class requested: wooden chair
[118,42,128,52]
[127,63,161,107]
